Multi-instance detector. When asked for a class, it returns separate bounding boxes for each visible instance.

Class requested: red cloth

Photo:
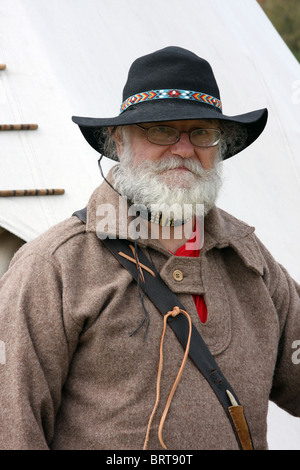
[174,223,207,324]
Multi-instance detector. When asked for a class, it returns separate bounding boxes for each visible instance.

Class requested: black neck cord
[98,154,150,339]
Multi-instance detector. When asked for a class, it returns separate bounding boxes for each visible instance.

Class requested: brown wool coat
[0,177,300,450]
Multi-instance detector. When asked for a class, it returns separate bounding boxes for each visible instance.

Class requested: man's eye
[156,127,170,133]
[195,129,208,135]
[155,127,176,136]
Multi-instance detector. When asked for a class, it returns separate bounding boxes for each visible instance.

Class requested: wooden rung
[0,189,65,197]
[0,124,38,131]
[0,64,6,70]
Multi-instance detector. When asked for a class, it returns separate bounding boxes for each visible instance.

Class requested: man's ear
[108,126,123,156]
[107,126,115,135]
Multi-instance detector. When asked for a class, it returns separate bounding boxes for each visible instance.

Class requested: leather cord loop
[143,306,192,450]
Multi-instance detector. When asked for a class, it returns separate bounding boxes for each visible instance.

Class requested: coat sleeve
[0,251,81,449]
[259,240,300,417]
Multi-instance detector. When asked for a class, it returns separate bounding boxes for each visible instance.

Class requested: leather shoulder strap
[73,207,253,450]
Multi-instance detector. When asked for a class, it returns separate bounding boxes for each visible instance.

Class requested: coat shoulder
[9,216,89,268]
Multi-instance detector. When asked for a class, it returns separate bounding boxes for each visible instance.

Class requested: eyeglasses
[135,124,222,148]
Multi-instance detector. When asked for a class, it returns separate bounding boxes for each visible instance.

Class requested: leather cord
[143,306,192,450]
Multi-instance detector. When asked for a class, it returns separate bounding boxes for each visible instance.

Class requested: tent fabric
[0,0,299,450]
[0,227,24,277]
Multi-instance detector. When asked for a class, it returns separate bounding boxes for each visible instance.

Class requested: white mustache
[137,156,208,177]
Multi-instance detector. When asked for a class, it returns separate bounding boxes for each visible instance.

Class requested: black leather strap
[73,207,253,450]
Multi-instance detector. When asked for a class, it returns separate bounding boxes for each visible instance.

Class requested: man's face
[112,119,223,217]
[116,119,219,171]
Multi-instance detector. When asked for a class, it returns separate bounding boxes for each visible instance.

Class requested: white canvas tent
[0,0,299,450]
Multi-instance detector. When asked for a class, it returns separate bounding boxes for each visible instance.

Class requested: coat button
[173,269,183,282]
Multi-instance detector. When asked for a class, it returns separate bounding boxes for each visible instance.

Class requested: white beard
[113,143,223,221]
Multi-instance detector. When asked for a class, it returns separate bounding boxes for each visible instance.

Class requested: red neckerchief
[173,221,207,324]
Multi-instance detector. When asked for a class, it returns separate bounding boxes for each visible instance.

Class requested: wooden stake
[0,189,65,197]
[0,124,38,131]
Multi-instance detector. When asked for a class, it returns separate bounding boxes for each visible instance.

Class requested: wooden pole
[0,189,65,197]
[0,124,38,131]
[0,64,6,70]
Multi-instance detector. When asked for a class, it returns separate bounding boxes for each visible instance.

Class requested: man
[0,46,299,450]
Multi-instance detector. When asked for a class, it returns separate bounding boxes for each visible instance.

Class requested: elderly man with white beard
[108,119,224,253]
[0,46,299,452]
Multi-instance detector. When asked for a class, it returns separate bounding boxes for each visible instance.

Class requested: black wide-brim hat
[72,46,268,161]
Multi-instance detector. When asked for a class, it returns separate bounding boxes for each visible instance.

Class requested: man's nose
[169,132,195,158]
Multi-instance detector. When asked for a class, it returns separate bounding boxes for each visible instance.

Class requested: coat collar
[203,207,264,275]
[86,169,264,276]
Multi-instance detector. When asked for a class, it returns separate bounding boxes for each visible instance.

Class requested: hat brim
[72,99,268,161]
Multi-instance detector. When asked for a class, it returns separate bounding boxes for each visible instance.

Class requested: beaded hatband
[120,89,222,114]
